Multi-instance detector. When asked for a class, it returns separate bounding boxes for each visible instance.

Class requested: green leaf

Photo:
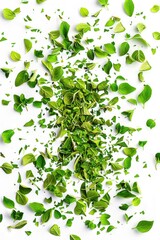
[40,86,53,98]
[24,119,34,127]
[124,157,132,169]
[136,23,146,33]
[153,32,160,40]
[118,83,136,95]
[60,21,70,39]
[8,220,27,229]
[111,162,123,171]
[132,197,141,206]
[2,8,16,20]
[117,190,136,198]
[29,202,45,214]
[1,162,13,174]
[132,50,145,62]
[70,234,81,240]
[52,66,64,81]
[135,220,154,233]
[76,23,91,33]
[24,39,32,52]
[104,43,116,54]
[123,0,134,17]
[2,129,15,143]
[146,119,156,129]
[100,214,110,225]
[54,210,61,219]
[80,7,89,17]
[140,61,151,71]
[123,147,137,157]
[16,191,28,205]
[150,5,160,13]
[114,22,125,33]
[98,0,108,7]
[3,196,15,209]
[155,153,160,168]
[119,42,130,56]
[49,30,60,40]
[19,185,32,195]
[15,70,29,87]
[22,153,36,166]
[137,85,152,105]
[41,209,52,223]
[94,47,108,58]
[64,92,73,105]
[131,34,149,46]
[10,51,21,61]
[49,224,61,236]
[36,0,46,4]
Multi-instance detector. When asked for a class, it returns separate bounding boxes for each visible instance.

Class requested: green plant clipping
[123,0,134,17]
[10,51,21,61]
[49,224,61,236]
[24,39,32,52]
[135,220,154,233]
[1,129,15,143]
[137,85,152,105]
[2,8,16,20]
[80,7,89,17]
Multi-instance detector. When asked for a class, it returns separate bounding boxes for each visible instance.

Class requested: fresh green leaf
[22,153,36,166]
[123,0,134,17]
[49,224,61,236]
[40,86,53,98]
[150,5,160,13]
[2,8,16,20]
[118,83,136,95]
[2,129,14,143]
[119,42,130,56]
[1,163,13,174]
[29,202,45,214]
[3,196,15,209]
[135,220,154,233]
[114,22,126,33]
[80,8,89,17]
[60,21,70,39]
[16,191,28,205]
[24,39,32,52]
[70,234,81,240]
[123,147,137,157]
[10,51,21,61]
[15,70,29,87]
[137,85,152,105]
[153,32,160,40]
[8,220,27,229]
[146,119,156,129]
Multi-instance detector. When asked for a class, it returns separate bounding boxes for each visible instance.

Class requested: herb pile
[0,0,159,239]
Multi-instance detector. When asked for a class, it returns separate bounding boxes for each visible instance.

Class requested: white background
[0,0,160,239]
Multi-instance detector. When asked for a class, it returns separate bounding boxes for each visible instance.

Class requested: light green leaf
[24,39,32,52]
[60,21,70,39]
[123,0,134,17]
[40,86,53,98]
[80,7,89,17]
[153,32,160,40]
[29,202,45,213]
[22,153,36,166]
[114,22,125,33]
[49,224,61,236]
[2,8,16,20]
[76,23,91,33]
[136,23,146,33]
[15,70,29,87]
[3,196,15,209]
[118,83,136,95]
[137,85,152,105]
[123,147,137,157]
[10,51,21,61]
[2,129,15,143]
[150,5,160,13]
[8,220,27,229]
[119,42,130,56]
[140,61,151,71]
[16,191,28,205]
[70,234,81,240]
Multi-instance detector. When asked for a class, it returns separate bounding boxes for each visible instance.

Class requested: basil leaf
[135,220,154,233]
[123,147,137,157]
[70,234,81,240]
[150,5,160,13]
[132,50,145,62]
[80,8,89,17]
[60,21,70,39]
[15,70,29,87]
[114,22,126,33]
[52,66,64,81]
[2,129,15,143]
[22,153,36,166]
[3,196,15,209]
[29,202,45,214]
[119,42,130,56]
[1,163,13,174]
[8,220,27,229]
[16,191,28,205]
[41,209,52,223]
[118,83,136,95]
[24,39,32,52]
[19,185,32,195]
[117,190,136,198]
[10,51,21,61]
[137,85,152,105]
[123,0,134,17]
[40,86,53,98]
[2,8,16,20]
[49,224,61,236]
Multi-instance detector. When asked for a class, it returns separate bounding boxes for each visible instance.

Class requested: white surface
[0,0,160,239]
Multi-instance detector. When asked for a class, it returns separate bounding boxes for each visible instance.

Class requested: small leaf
[80,7,89,17]
[3,196,15,209]
[2,8,16,20]
[137,85,152,105]
[41,209,52,223]
[24,39,32,52]
[123,147,137,157]
[136,23,146,33]
[10,51,21,61]
[76,23,91,33]
[1,162,13,174]
[117,190,136,198]
[123,0,135,17]
[150,5,160,13]
[98,0,108,6]
[16,191,28,205]
[118,83,136,95]
[146,119,156,129]
[153,32,160,40]
[135,220,154,233]
[70,234,81,240]
[15,70,29,87]
[52,66,64,81]
[22,153,36,166]
[131,34,149,46]
[8,220,27,229]
[2,129,15,143]
[49,224,61,236]
[132,50,145,63]
[114,22,125,33]
[19,185,32,195]
[29,202,45,214]
[119,42,130,56]
[60,21,70,39]
[40,86,53,98]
